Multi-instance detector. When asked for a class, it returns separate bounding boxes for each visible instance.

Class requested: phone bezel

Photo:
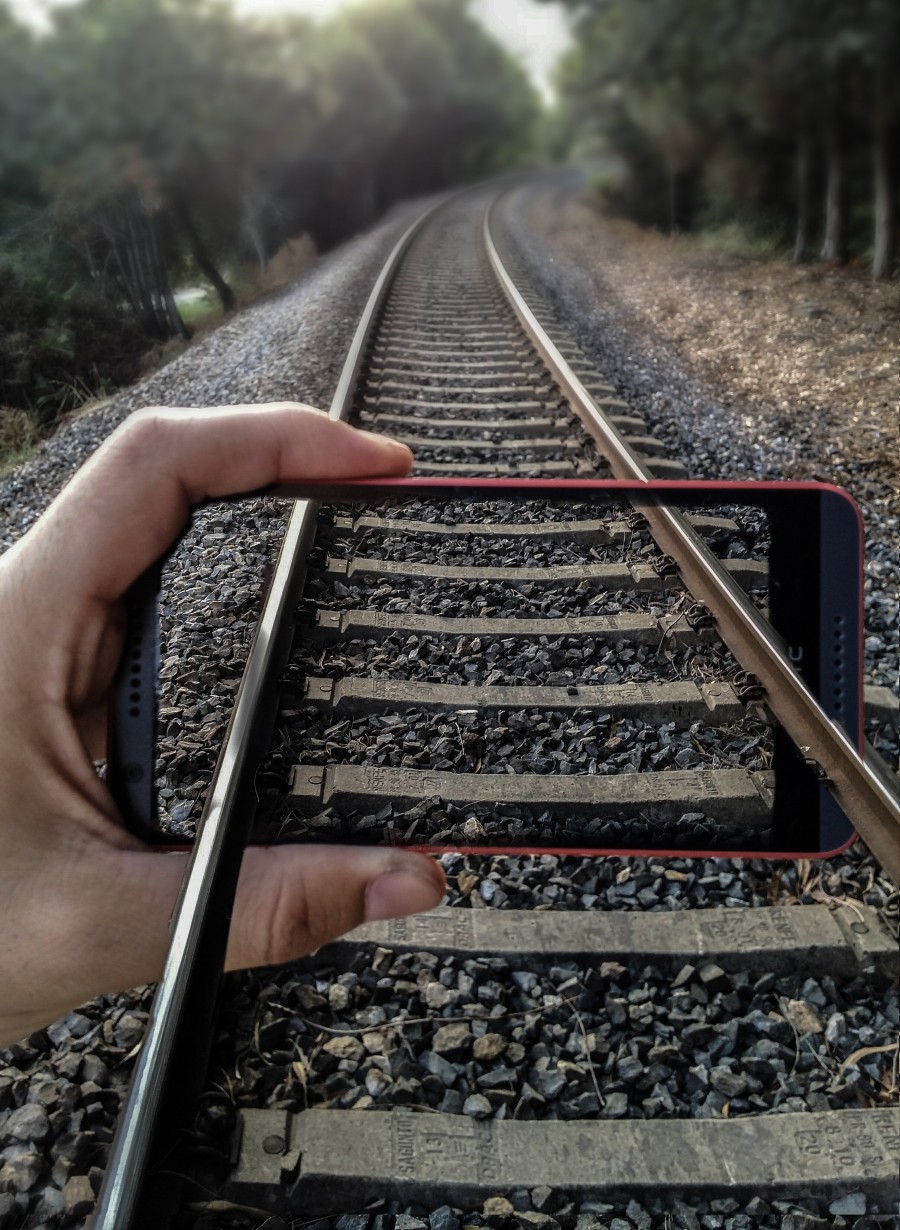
[108,477,864,860]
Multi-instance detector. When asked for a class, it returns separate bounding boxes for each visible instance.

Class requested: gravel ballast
[1,182,897,1229]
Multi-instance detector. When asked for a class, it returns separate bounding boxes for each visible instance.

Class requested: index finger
[20,404,412,601]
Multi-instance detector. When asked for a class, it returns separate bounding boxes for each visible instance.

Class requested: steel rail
[484,197,900,885]
[90,198,445,1230]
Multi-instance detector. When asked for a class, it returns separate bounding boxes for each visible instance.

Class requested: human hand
[0,404,445,1048]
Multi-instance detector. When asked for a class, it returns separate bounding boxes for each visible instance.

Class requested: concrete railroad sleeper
[227,905,898,1212]
[230,1106,900,1213]
[324,553,769,589]
[297,675,745,720]
[288,763,775,825]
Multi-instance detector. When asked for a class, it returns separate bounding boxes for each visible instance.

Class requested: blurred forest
[550,0,898,279]
[4,0,896,457]
[0,0,537,433]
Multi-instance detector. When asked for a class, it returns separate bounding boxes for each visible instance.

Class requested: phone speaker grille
[830,613,847,721]
[126,625,144,720]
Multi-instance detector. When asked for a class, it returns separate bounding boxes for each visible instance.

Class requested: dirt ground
[539,192,898,486]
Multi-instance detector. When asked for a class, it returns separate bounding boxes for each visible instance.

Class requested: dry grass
[0,406,46,474]
[247,234,317,296]
[0,384,117,474]
[2,235,320,475]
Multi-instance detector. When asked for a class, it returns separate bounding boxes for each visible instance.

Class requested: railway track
[95,189,899,1228]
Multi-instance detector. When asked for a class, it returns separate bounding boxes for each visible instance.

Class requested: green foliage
[0,0,540,426]
[533,103,577,163]
[695,219,788,264]
[0,258,142,421]
[548,0,899,272]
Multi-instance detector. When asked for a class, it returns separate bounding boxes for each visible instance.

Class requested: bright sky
[470,0,570,99]
[9,0,571,98]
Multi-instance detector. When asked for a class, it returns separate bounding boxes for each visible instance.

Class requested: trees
[0,0,539,422]
[548,0,899,277]
[858,0,899,279]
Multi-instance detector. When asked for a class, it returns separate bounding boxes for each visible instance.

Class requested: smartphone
[108,479,862,859]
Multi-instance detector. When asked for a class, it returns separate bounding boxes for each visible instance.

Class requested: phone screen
[111,481,862,858]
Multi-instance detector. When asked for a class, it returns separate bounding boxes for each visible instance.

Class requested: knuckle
[235,851,363,972]
[255,875,319,968]
[105,409,173,468]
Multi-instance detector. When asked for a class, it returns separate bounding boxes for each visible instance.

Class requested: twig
[270,994,579,1037]
[187,1202,275,1218]
[778,996,802,1079]
[566,1001,605,1109]
[836,1041,899,1078]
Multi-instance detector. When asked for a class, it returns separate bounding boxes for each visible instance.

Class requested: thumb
[0,845,444,1046]
[225,845,446,970]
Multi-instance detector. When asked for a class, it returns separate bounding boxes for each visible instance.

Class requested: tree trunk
[135,213,167,337]
[666,167,697,233]
[172,194,235,312]
[149,210,190,340]
[792,135,811,263]
[872,111,896,280]
[130,196,167,338]
[667,165,677,235]
[105,193,186,341]
[106,199,157,337]
[821,115,849,263]
[241,194,270,272]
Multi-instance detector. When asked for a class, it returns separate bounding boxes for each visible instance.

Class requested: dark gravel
[1,183,896,1230]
